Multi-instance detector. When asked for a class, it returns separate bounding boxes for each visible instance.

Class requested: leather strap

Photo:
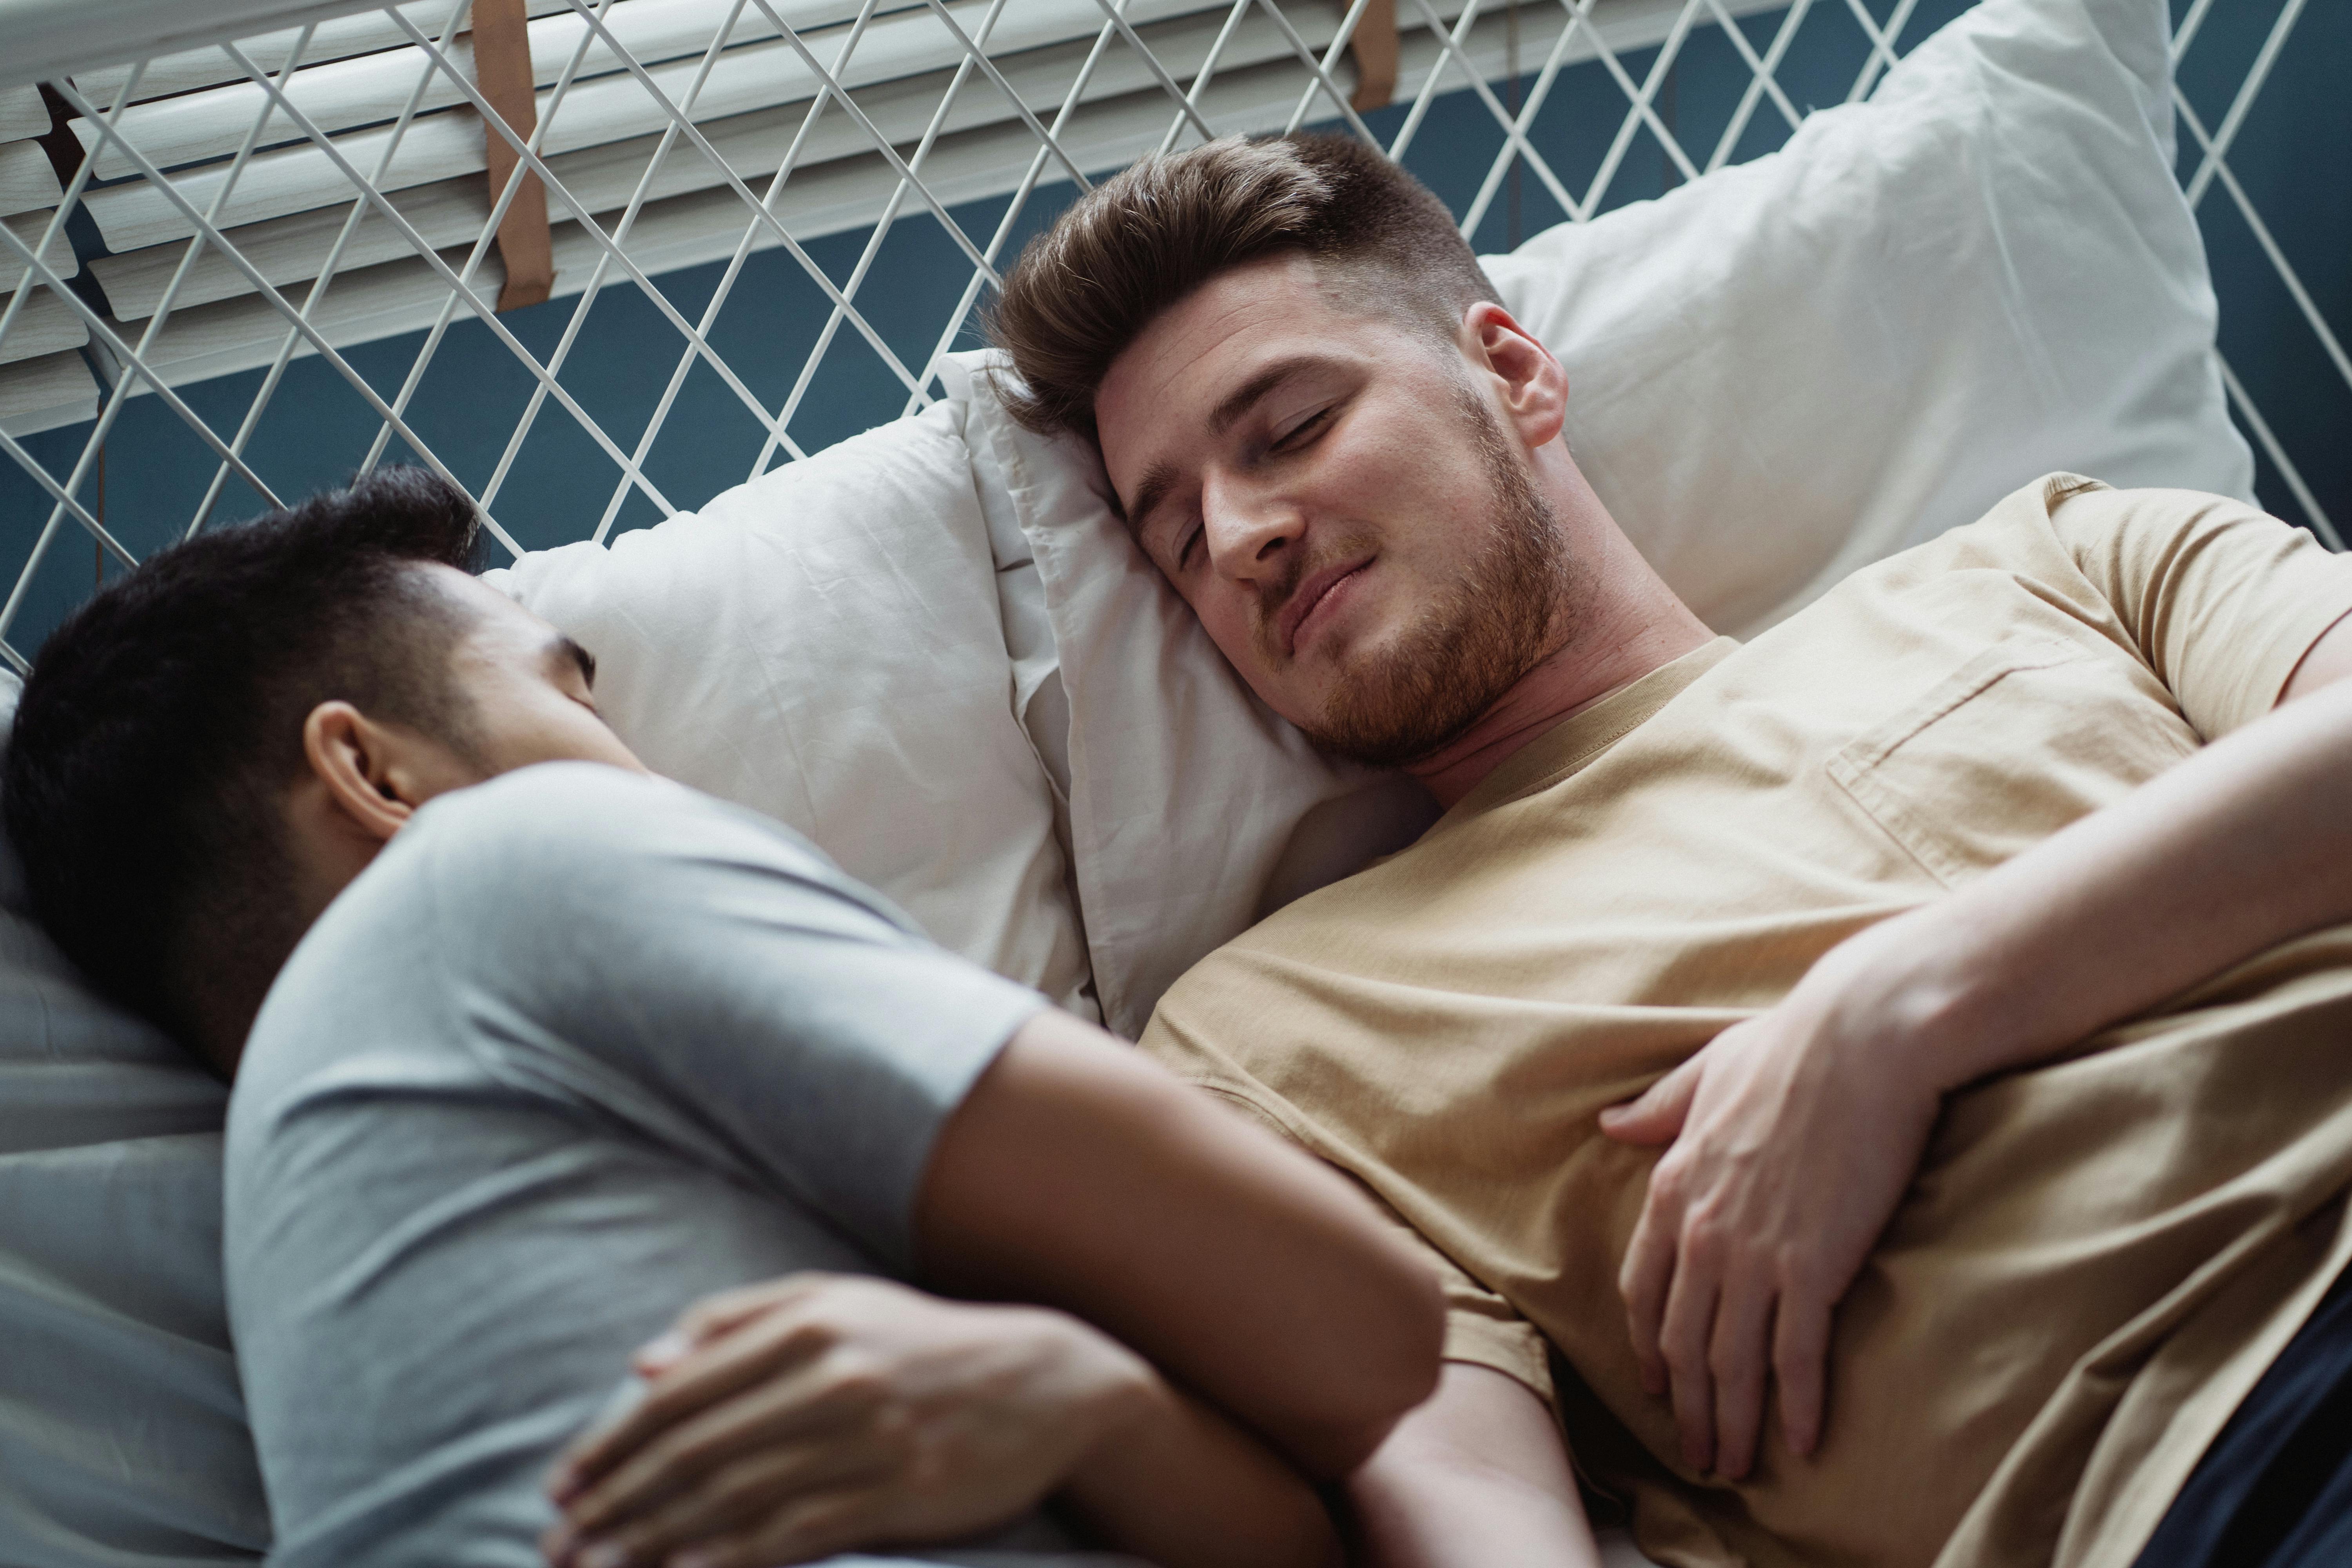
[472,0,553,312]
[1349,0,1399,113]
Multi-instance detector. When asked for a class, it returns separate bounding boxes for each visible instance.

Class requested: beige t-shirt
[1142,477,2352,1568]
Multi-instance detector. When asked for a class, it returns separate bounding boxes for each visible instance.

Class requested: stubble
[1304,386,1581,767]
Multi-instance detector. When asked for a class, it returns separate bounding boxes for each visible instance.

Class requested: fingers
[1599,1056,1705,1146]
[552,1304,835,1504]
[1633,1247,1837,1481]
[652,1488,893,1568]
[1707,1281,1774,1481]
[548,1443,888,1568]
[558,1340,878,1543]
[632,1276,832,1376]
[1617,1184,1676,1399]
[1773,1287,1834,1460]
[1657,1242,1720,1475]
[671,1275,833,1351]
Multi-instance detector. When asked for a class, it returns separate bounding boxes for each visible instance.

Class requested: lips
[1276,555,1372,659]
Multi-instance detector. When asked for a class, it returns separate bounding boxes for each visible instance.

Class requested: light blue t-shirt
[225,764,1058,1566]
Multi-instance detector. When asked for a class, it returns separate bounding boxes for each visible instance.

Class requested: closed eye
[1273,405,1335,452]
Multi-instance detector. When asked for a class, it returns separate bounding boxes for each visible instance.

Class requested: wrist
[1057,1356,1340,1568]
[1808,909,2012,1098]
[1020,1307,1162,1465]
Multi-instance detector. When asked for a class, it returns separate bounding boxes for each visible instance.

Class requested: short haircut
[3,468,483,1053]
[988,132,1499,439]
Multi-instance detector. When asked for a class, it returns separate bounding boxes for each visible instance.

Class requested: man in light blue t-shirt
[1,470,1443,1568]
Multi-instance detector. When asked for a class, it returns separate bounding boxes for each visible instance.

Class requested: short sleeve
[417,765,1045,1271]
[1372,1203,1555,1404]
[2047,485,2352,739]
[1187,1082,1556,1405]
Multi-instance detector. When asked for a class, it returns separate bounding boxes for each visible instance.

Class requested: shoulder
[1819,475,2310,619]
[1933,474,2292,571]
[413,760,769,854]
[1864,474,2111,580]
[2042,479,2287,548]
[1999,474,2345,615]
[400,763,864,915]
[294,764,922,1008]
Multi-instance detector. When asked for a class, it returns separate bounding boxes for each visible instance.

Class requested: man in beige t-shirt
[991,134,2352,1568]
[1145,473,2352,1568]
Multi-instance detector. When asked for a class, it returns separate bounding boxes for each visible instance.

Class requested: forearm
[1859,673,2352,1090]
[1062,1363,1339,1568]
[1346,1364,1600,1568]
[1595,625,2352,1477]
[921,1008,1443,1477]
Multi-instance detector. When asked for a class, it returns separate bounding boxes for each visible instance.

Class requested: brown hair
[987,132,1499,438]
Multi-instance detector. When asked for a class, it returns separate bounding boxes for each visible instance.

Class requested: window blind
[0,0,1757,437]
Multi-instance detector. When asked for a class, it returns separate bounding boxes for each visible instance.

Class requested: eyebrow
[551,634,596,688]
[1125,459,1179,541]
[1208,354,1325,439]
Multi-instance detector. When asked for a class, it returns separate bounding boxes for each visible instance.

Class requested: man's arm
[543,1274,1339,1568]
[1347,1363,1602,1568]
[920,1005,1446,1479]
[542,1006,1445,1567]
[2284,606,2352,701]
[1604,608,2352,1478]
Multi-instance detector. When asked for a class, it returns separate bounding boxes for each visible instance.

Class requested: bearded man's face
[1093,253,1578,767]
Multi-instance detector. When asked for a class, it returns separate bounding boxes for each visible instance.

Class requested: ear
[299,701,446,845]
[1463,301,1568,453]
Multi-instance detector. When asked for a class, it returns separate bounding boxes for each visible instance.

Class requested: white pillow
[1483,0,2249,635]
[967,0,2250,1038]
[948,354,1435,1039]
[0,674,271,1567]
[486,399,1096,1021]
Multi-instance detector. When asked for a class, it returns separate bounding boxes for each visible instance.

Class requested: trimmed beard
[1303,386,1577,768]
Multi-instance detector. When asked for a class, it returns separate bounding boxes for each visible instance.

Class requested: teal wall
[3,0,2343,653]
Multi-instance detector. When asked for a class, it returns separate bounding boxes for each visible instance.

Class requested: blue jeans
[2132,1260,2352,1568]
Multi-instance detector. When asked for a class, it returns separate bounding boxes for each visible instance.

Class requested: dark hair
[988,132,1500,438]
[2,467,483,1057]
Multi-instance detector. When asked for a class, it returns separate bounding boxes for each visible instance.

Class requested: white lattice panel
[0,0,2342,671]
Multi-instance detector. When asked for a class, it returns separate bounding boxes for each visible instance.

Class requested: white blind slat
[74,0,1407,252]
[0,283,90,365]
[88,1,1323,319]
[0,349,98,438]
[2,212,82,279]
[71,0,876,178]
[0,141,64,217]
[82,51,1334,397]
[70,0,593,108]
[0,85,49,140]
[17,0,1759,416]
[67,0,1636,399]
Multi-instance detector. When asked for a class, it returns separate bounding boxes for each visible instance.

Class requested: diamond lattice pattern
[0,0,2340,668]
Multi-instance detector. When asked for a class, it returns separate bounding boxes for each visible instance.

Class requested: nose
[1200,470,1301,582]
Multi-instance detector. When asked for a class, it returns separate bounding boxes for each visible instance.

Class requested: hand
[1599,920,1952,1481]
[541,1273,1152,1568]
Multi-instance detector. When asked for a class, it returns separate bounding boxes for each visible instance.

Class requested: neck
[178,907,306,1079]
[187,792,385,1079]
[1405,495,1714,810]
[184,970,278,1080]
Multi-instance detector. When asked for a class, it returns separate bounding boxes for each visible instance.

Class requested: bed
[0,0,2341,1562]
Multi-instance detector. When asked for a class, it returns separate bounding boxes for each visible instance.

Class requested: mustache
[1255,555,1305,628]
[1252,532,1375,657]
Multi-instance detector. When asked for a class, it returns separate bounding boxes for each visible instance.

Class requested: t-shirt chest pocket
[1824,638,2201,887]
